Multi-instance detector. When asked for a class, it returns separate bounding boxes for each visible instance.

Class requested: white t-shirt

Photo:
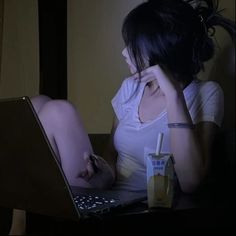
[111,77,224,191]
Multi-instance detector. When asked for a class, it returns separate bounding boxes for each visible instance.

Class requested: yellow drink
[147,153,174,208]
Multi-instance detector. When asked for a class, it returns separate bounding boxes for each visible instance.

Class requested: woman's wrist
[168,122,195,129]
[165,89,185,108]
[163,79,184,101]
[166,90,193,124]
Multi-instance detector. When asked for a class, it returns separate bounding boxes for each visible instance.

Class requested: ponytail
[188,0,235,72]
[193,0,236,41]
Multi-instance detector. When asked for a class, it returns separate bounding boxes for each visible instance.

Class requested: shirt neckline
[133,79,199,126]
[133,81,167,126]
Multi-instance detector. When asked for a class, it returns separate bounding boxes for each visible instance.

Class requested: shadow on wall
[207,43,235,204]
[208,43,235,131]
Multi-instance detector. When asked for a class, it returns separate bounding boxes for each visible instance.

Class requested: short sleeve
[193,81,224,127]
[111,77,137,120]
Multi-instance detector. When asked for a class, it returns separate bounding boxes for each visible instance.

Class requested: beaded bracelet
[168,123,195,129]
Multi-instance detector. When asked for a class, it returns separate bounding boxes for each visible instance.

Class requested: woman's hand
[134,65,183,100]
[78,153,115,189]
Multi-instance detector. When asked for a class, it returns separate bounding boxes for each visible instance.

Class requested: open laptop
[0,96,146,221]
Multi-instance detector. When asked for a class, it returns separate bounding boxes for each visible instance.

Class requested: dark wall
[38,0,67,99]
[0,207,12,235]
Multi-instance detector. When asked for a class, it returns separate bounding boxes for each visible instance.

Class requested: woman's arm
[166,92,218,193]
[138,65,219,193]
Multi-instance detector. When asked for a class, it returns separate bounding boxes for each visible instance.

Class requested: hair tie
[198,14,215,38]
[199,14,204,23]
[207,26,216,37]
[198,14,207,33]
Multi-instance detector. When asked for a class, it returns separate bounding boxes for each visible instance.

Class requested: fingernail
[89,155,99,173]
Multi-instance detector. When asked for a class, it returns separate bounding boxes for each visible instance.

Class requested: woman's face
[122,47,137,74]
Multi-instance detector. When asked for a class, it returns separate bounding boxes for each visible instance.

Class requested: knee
[39,99,78,125]
[31,95,52,113]
[31,94,52,103]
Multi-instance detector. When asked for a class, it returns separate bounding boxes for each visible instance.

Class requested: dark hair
[122,0,235,84]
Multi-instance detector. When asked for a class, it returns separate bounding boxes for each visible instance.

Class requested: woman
[11,0,235,234]
[32,0,235,193]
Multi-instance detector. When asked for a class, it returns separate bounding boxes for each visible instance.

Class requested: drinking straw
[155,132,163,155]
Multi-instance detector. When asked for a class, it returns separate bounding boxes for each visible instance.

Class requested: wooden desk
[26,189,235,235]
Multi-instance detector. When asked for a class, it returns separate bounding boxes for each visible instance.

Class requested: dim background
[0,0,235,133]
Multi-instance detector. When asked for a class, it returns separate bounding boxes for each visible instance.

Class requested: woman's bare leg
[31,94,52,113]
[9,95,93,235]
[31,96,93,187]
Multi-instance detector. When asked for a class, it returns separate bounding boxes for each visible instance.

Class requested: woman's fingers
[92,154,115,179]
[86,159,96,178]
[77,153,96,180]
[78,153,115,188]
[78,154,115,189]
[133,72,156,83]
[132,65,162,82]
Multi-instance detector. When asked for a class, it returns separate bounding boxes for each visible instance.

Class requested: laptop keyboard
[74,195,119,213]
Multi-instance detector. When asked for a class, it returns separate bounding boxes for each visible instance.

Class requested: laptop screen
[0,97,80,220]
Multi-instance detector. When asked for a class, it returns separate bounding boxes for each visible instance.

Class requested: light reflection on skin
[122,47,150,76]
[122,47,138,75]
